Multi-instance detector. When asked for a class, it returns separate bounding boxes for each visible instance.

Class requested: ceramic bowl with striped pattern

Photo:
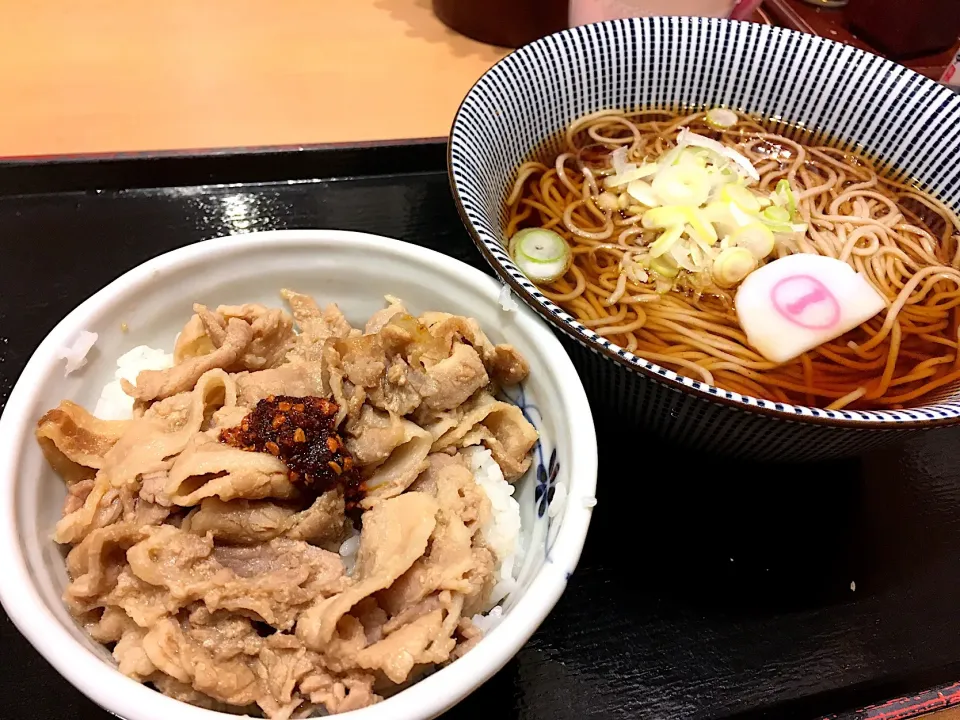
[448,16,960,461]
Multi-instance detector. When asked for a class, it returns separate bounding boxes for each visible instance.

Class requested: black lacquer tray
[3,141,960,720]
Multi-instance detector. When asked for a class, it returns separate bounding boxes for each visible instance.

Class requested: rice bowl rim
[0,229,598,720]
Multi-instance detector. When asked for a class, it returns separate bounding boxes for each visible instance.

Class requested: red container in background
[942,44,960,90]
[845,0,960,59]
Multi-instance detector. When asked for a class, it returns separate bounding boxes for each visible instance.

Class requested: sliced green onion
[508,228,572,283]
[677,128,760,182]
[677,148,709,168]
[669,242,698,273]
[728,222,775,260]
[763,205,790,224]
[644,205,718,246]
[702,201,735,235]
[685,208,718,245]
[642,205,691,229]
[705,108,739,129]
[606,145,659,188]
[705,162,739,190]
[773,179,800,220]
[652,165,711,207]
[649,224,685,258]
[605,162,658,188]
[720,184,762,213]
[627,179,658,207]
[649,255,679,279]
[712,246,757,287]
[611,146,630,175]
[761,204,808,234]
[728,202,756,228]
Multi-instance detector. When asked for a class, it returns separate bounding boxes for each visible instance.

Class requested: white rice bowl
[0,230,597,720]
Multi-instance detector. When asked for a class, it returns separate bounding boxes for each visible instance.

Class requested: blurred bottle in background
[800,0,848,8]
[570,0,738,25]
[432,0,568,48]
[433,0,744,49]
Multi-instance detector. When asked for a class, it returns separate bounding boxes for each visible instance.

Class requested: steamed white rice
[56,331,99,376]
[497,285,519,312]
[96,345,522,629]
[94,345,174,420]
[460,445,522,613]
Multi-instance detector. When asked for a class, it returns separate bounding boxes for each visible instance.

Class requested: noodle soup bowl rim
[447,16,960,431]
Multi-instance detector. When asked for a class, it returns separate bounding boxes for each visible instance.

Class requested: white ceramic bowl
[0,230,597,720]
[448,16,960,461]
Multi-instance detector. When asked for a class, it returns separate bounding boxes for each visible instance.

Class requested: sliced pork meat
[284,489,346,547]
[409,452,490,534]
[365,357,428,416]
[56,370,237,544]
[488,344,530,386]
[166,435,298,506]
[419,343,489,412]
[355,591,464,684]
[363,297,407,335]
[282,290,354,362]
[450,616,484,660]
[354,608,446,683]
[113,626,156,680]
[345,406,407,467]
[185,607,264,661]
[183,491,345,549]
[152,673,251,713]
[360,420,432,509]
[103,566,182,627]
[174,313,216,364]
[297,493,438,651]
[123,318,253,403]
[185,302,296,372]
[36,400,130,482]
[182,498,298,544]
[62,478,96,516]
[234,352,366,431]
[254,634,315,717]
[213,303,296,370]
[143,617,261,706]
[127,526,344,630]
[382,454,493,618]
[336,334,386,389]
[235,362,326,408]
[40,291,539,717]
[433,391,538,481]
[64,522,145,613]
[420,312,496,361]
[421,312,530,385]
[83,605,137,644]
[299,669,381,714]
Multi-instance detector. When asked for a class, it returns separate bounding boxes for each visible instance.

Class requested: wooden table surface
[0,0,508,158]
[3,1,960,718]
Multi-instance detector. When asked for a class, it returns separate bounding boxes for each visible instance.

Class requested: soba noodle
[506,110,960,410]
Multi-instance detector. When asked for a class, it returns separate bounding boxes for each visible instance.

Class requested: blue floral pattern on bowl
[535,449,559,520]
[498,382,561,556]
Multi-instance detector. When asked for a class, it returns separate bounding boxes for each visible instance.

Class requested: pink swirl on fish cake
[771,274,841,330]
